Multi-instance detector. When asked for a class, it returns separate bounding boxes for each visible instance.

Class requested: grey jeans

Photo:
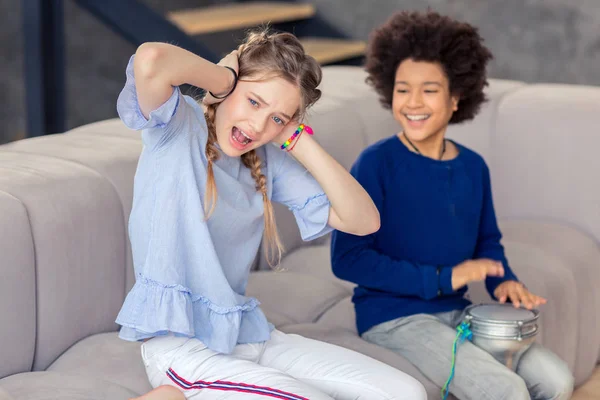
[363,310,574,400]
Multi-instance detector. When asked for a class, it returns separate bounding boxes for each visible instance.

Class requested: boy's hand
[494,281,547,309]
[451,259,504,290]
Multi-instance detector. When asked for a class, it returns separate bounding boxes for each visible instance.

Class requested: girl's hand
[203,50,239,105]
[272,120,301,148]
[494,280,547,309]
[276,122,380,236]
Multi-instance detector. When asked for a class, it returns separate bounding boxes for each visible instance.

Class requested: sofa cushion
[66,118,139,139]
[246,270,349,326]
[491,83,600,251]
[0,192,36,379]
[276,242,354,293]
[317,68,400,148]
[0,372,138,400]
[307,95,369,171]
[47,332,151,396]
[315,296,358,334]
[0,385,14,400]
[319,66,373,102]
[2,128,142,293]
[0,152,127,371]
[445,79,524,162]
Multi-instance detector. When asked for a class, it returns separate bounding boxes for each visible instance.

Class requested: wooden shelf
[300,37,366,65]
[168,2,316,35]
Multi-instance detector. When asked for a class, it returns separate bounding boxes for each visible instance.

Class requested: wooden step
[300,37,366,65]
[168,2,316,35]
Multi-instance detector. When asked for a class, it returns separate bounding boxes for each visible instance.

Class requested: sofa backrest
[0,131,141,375]
[0,165,36,378]
[489,84,600,241]
[320,67,600,248]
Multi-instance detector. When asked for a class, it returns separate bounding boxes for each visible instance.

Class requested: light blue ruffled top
[115,55,332,354]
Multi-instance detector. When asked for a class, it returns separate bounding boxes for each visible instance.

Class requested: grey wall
[312,0,599,86]
[1,0,598,144]
[2,0,26,144]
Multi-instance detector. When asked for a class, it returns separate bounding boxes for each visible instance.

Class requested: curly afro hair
[365,10,493,124]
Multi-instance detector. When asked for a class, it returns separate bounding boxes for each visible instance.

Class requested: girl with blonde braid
[115,29,426,400]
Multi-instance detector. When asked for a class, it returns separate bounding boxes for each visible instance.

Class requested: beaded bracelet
[280,124,313,151]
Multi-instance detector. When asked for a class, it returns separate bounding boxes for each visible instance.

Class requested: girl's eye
[249,98,259,107]
[425,90,439,94]
[273,116,284,125]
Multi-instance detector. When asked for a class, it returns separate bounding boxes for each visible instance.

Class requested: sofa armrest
[491,219,600,386]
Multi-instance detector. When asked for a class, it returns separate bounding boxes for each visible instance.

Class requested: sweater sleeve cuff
[423,265,454,299]
[438,265,454,295]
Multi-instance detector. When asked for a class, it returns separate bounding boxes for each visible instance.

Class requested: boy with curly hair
[331,10,574,400]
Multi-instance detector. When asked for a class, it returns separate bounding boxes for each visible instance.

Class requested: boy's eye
[396,89,408,93]
[424,90,439,93]
[249,98,259,107]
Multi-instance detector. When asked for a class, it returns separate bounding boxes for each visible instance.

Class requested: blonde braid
[203,105,220,218]
[203,105,283,266]
[242,150,284,267]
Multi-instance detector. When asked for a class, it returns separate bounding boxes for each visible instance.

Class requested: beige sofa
[1,66,599,399]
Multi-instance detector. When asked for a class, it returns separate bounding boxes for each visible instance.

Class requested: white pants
[141,330,426,399]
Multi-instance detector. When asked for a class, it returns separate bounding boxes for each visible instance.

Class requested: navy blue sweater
[330,135,518,335]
